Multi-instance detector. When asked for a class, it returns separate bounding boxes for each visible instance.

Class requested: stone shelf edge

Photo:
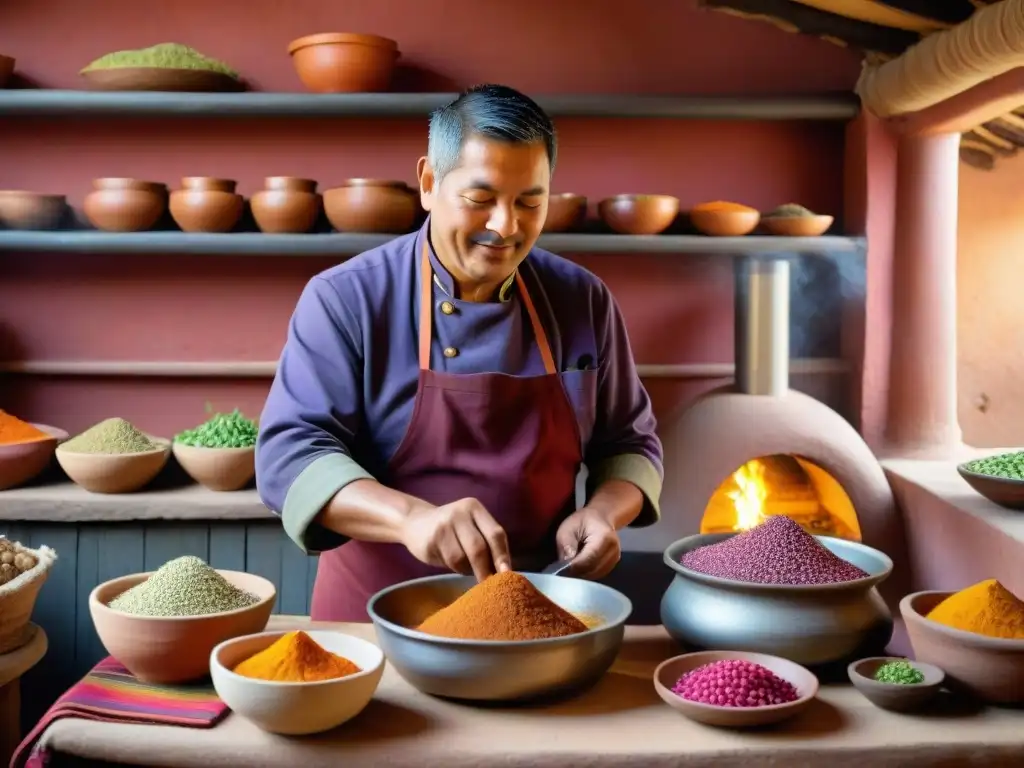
[0,482,274,523]
[0,91,860,120]
[0,231,866,256]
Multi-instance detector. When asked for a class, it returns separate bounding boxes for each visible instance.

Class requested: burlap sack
[0,538,57,654]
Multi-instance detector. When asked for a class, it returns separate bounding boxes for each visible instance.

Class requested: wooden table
[0,624,47,766]
[35,617,1024,768]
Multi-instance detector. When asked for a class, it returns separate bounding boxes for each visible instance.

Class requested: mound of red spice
[680,515,868,585]
[672,659,799,707]
[416,571,588,641]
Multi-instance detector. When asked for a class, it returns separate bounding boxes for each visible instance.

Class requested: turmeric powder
[692,200,757,214]
[926,579,1024,640]
[0,410,51,445]
[232,631,361,682]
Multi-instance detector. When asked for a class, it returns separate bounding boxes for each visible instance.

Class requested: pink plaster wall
[0,0,861,439]
[958,153,1024,448]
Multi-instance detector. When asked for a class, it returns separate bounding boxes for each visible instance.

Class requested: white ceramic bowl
[210,630,385,735]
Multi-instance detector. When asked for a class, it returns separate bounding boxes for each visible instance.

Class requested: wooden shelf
[0,481,273,523]
[0,91,860,120]
[0,231,865,256]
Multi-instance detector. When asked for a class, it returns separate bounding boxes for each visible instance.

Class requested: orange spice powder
[692,200,757,213]
[0,410,50,446]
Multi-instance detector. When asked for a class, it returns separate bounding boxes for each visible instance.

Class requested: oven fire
[701,455,862,541]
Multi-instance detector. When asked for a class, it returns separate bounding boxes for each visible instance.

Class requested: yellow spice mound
[416,571,588,641]
[926,578,1024,639]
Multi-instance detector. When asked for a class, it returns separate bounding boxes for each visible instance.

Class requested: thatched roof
[701,0,1018,169]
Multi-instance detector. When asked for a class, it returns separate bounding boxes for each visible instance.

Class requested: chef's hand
[400,497,512,582]
[555,508,622,580]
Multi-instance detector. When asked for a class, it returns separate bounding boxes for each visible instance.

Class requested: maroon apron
[310,241,585,621]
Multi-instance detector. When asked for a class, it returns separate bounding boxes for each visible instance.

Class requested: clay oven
[622,255,904,565]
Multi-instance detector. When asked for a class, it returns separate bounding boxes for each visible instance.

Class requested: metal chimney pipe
[733,257,790,396]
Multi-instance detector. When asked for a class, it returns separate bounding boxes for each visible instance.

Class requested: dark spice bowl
[956,456,1024,510]
[660,533,895,666]
[366,572,632,702]
[847,656,945,712]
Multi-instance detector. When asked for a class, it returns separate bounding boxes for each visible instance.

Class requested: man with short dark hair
[256,84,663,621]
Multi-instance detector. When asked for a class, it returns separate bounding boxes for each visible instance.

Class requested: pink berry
[671,660,799,708]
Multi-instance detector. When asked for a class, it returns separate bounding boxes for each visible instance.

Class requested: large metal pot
[661,533,894,666]
[367,573,632,702]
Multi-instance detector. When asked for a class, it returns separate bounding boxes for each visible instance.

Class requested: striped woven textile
[11,656,228,768]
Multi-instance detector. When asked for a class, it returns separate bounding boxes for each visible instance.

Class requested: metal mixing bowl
[661,533,894,666]
[367,573,632,702]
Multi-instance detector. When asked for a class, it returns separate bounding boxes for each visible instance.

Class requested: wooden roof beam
[889,67,1024,136]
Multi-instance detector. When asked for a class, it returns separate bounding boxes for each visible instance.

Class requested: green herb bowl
[56,437,171,494]
[956,459,1024,510]
[847,656,945,712]
[172,443,255,492]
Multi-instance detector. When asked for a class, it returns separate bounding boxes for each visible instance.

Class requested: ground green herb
[62,418,158,454]
[963,451,1024,480]
[873,660,925,685]
[81,43,239,78]
[174,409,258,448]
[108,555,259,617]
[764,203,816,218]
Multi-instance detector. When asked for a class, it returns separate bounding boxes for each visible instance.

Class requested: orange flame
[727,459,769,531]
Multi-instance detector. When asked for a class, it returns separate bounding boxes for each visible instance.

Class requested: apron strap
[419,240,557,375]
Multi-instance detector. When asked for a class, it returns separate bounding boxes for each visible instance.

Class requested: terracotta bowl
[901,591,1024,704]
[847,656,945,712]
[0,191,68,231]
[0,424,68,491]
[323,179,418,233]
[0,55,14,88]
[172,443,256,492]
[543,194,587,233]
[956,460,1024,510]
[598,194,679,235]
[83,178,168,232]
[690,208,761,237]
[210,630,385,735]
[89,570,276,684]
[761,214,834,237]
[170,178,243,233]
[56,437,171,494]
[288,33,399,93]
[653,650,819,728]
[251,177,320,234]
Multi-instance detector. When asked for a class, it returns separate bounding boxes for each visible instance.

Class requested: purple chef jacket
[256,219,664,555]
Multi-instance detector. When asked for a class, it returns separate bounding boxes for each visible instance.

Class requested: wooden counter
[36,617,1024,768]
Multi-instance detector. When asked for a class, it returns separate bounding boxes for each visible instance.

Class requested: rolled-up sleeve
[256,276,374,554]
[584,284,664,527]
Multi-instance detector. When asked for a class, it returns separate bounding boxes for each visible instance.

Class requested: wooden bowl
[901,591,1024,704]
[956,461,1024,510]
[172,443,256,492]
[170,178,243,233]
[598,194,679,235]
[324,179,417,233]
[762,215,833,237]
[56,438,171,494]
[81,67,243,92]
[0,424,68,491]
[0,191,68,231]
[847,656,945,712]
[653,650,818,727]
[89,570,276,683]
[251,177,320,234]
[543,193,587,233]
[84,178,168,232]
[0,55,14,88]
[690,208,760,237]
[288,33,399,93]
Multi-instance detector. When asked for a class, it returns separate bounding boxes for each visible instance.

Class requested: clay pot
[169,177,244,233]
[288,33,399,93]
[0,55,14,88]
[84,178,168,232]
[598,194,679,235]
[250,177,321,234]
[323,179,418,234]
[0,191,68,230]
[543,194,587,233]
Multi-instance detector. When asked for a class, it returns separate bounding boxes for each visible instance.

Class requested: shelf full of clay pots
[0,184,864,256]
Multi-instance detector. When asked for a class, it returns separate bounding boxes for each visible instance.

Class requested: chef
[256,84,664,621]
